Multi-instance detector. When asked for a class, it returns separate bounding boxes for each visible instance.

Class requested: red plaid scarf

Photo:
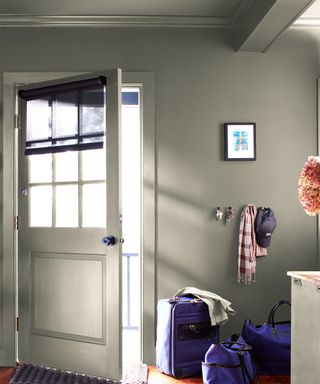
[238,203,267,284]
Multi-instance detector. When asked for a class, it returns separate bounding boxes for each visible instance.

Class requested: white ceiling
[299,0,320,17]
[293,0,320,26]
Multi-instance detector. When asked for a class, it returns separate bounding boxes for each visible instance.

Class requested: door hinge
[16,317,19,332]
[14,114,20,130]
[14,216,19,231]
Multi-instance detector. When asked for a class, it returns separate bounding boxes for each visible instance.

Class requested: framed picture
[224,122,256,161]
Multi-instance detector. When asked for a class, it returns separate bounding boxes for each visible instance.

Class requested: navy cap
[255,208,276,248]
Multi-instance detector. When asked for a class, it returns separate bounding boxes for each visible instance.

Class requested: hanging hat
[255,208,276,248]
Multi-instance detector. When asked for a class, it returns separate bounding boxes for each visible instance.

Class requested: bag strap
[202,361,241,368]
[267,300,291,329]
[202,343,252,368]
[238,350,260,384]
[224,342,258,384]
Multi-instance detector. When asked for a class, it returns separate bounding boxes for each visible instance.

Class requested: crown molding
[0,14,234,28]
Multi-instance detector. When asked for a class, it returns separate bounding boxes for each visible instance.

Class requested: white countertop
[287,271,320,284]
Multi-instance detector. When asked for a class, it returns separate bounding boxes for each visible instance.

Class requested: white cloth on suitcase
[173,286,236,326]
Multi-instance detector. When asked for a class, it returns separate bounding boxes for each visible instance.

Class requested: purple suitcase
[156,296,219,378]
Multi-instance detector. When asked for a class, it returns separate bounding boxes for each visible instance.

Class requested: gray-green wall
[1,26,319,356]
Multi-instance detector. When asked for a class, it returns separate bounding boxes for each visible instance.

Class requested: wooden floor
[148,366,290,384]
[0,367,15,384]
[0,366,290,384]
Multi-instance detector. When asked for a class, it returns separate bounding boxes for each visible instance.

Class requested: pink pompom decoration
[298,156,320,216]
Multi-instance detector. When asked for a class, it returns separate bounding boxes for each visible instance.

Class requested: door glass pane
[122,256,129,326]
[26,98,51,141]
[121,104,140,254]
[29,154,52,183]
[82,183,106,228]
[53,91,78,138]
[29,185,52,227]
[56,185,78,227]
[128,255,140,326]
[121,87,141,363]
[82,149,106,181]
[55,152,78,182]
[81,87,105,134]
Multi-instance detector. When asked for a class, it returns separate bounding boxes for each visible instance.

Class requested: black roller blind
[19,76,107,155]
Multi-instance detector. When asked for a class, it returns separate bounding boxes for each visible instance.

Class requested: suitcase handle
[169,295,201,304]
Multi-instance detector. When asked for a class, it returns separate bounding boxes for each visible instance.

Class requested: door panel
[17,69,122,379]
[31,252,105,343]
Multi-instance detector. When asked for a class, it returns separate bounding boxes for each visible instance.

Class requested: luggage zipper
[169,301,176,375]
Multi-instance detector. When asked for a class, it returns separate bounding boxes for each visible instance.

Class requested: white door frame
[1,71,156,366]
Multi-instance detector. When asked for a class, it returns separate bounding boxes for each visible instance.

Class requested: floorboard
[0,367,15,384]
[148,366,290,384]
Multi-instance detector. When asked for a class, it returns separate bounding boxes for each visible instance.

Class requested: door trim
[2,71,156,366]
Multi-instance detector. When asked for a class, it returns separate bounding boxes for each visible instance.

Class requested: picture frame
[224,122,256,161]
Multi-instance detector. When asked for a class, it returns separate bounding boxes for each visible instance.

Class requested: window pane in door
[56,185,79,227]
[81,88,105,134]
[28,154,52,183]
[26,98,51,141]
[55,152,78,182]
[81,149,106,181]
[82,183,106,228]
[53,91,78,138]
[29,185,52,227]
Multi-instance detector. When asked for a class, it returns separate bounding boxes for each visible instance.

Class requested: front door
[17,69,122,379]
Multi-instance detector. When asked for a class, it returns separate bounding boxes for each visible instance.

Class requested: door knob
[102,235,117,246]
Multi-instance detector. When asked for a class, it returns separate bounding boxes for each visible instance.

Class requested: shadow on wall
[153,172,304,338]
[155,175,247,296]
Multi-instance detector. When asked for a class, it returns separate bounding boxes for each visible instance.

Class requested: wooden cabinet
[288,272,320,383]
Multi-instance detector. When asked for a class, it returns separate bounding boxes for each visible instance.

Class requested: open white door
[17,69,122,379]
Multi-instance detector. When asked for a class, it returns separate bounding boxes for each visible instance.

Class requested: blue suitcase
[156,296,219,378]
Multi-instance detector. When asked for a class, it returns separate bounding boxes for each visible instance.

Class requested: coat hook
[215,207,223,221]
[225,206,234,224]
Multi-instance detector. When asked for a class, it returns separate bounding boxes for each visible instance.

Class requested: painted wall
[1,26,319,355]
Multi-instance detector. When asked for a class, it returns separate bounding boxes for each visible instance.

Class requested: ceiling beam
[235,0,317,52]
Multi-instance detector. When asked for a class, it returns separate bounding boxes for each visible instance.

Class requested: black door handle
[102,235,117,246]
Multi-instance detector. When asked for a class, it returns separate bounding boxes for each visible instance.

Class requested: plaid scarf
[238,203,267,284]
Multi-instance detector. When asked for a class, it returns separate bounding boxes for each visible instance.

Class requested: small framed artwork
[224,122,256,161]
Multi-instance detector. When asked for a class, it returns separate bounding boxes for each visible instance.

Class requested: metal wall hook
[215,207,223,221]
[225,206,234,224]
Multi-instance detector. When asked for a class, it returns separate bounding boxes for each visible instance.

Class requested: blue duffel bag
[202,334,258,384]
[241,300,291,375]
